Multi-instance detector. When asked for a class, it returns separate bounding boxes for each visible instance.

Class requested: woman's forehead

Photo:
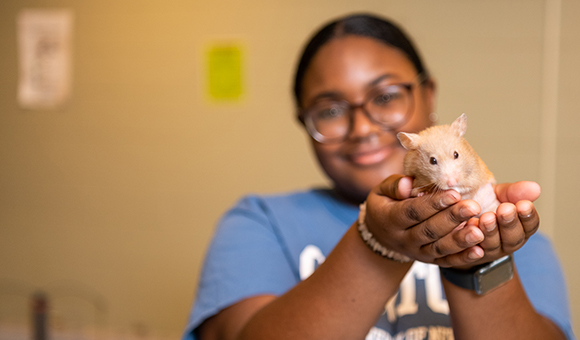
[300,36,417,105]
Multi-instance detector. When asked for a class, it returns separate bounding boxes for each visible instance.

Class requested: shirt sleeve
[182,196,299,340]
[515,233,576,340]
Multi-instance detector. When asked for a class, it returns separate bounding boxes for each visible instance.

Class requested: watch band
[439,255,514,295]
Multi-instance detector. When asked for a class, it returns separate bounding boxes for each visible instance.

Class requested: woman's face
[300,35,435,203]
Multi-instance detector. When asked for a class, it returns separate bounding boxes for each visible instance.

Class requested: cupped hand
[365,175,487,267]
[466,181,541,268]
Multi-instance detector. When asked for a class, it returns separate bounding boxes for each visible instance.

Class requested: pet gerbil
[397,113,500,214]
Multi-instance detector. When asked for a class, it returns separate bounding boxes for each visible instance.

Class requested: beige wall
[0,0,577,338]
[556,0,580,338]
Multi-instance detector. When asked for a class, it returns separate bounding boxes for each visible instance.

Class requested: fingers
[494,200,539,252]
[418,215,484,261]
[365,176,467,262]
[476,201,539,259]
[430,216,485,267]
[381,190,461,233]
[367,175,461,232]
[408,199,480,246]
[495,181,541,203]
[434,246,485,268]
[423,200,540,267]
[494,203,523,253]
[516,200,540,238]
[478,211,502,257]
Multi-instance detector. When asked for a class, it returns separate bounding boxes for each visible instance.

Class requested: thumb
[377,175,414,200]
[494,181,541,203]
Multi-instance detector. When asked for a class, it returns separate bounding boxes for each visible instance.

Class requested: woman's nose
[348,107,379,140]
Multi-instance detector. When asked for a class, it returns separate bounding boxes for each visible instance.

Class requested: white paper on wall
[17,9,74,109]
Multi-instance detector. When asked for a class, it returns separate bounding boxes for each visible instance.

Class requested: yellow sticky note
[207,44,243,101]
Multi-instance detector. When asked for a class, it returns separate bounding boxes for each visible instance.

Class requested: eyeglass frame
[297,73,429,144]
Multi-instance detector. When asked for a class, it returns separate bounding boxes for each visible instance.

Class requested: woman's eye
[371,87,404,106]
[317,107,344,120]
[430,157,437,165]
[373,93,393,105]
[373,92,401,106]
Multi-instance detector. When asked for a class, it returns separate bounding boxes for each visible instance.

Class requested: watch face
[475,255,514,295]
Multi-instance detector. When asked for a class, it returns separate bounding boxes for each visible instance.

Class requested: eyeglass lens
[307,84,411,142]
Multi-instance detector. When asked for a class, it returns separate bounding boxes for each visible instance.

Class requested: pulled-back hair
[293,13,429,107]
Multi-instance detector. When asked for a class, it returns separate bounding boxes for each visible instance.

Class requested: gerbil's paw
[417,192,425,197]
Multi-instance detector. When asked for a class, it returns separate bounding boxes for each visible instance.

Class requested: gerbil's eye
[430,157,438,165]
[454,151,459,159]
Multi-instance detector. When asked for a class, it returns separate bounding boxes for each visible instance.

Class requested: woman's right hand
[364,174,486,267]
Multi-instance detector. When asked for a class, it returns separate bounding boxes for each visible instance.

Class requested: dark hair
[293,13,429,108]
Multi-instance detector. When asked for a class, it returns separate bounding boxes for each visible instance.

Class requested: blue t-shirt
[183,189,575,339]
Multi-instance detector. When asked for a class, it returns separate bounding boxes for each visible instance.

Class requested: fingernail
[502,213,515,223]
[480,215,496,232]
[466,230,483,244]
[460,206,473,218]
[484,221,496,233]
[468,248,483,260]
[441,193,458,207]
[520,207,533,219]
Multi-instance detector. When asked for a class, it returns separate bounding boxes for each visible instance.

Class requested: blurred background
[0,0,578,339]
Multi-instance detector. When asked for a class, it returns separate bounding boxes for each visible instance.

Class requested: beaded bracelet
[357,202,412,263]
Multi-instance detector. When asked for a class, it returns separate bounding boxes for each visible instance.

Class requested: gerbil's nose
[447,177,458,188]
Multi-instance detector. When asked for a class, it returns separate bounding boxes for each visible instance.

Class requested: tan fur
[397,114,496,202]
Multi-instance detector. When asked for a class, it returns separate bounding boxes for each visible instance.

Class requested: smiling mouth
[349,146,394,166]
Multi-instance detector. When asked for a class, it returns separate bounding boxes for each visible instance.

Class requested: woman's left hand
[437,181,541,268]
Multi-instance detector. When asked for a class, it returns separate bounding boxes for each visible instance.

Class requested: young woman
[184,14,573,340]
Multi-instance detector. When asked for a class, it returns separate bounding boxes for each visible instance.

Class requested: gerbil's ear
[397,132,420,150]
[451,113,467,137]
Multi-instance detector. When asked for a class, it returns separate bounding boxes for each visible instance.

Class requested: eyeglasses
[299,74,426,144]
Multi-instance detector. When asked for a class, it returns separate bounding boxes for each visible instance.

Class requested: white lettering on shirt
[299,244,326,280]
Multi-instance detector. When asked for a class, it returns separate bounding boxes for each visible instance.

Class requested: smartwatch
[439,255,514,295]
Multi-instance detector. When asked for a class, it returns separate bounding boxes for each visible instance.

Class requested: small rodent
[397,113,500,214]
